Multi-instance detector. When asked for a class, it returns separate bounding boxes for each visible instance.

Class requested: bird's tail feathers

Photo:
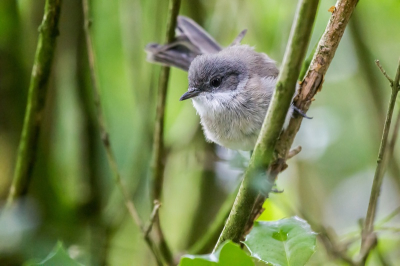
[145,16,247,71]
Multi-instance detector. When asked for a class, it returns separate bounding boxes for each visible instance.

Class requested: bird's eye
[210,77,221,88]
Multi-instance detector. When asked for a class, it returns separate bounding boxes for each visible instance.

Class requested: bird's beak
[179,88,200,101]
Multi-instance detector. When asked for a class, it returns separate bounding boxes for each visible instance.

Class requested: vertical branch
[151,0,181,203]
[360,59,400,259]
[388,110,400,160]
[7,0,62,206]
[349,13,400,188]
[151,0,181,264]
[76,21,106,265]
[81,1,164,265]
[214,0,320,250]
[82,0,142,229]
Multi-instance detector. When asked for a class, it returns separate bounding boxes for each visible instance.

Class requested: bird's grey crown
[188,53,247,89]
[188,45,279,92]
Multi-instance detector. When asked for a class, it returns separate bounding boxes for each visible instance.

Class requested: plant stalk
[7,0,62,206]
[150,0,182,264]
[360,58,400,259]
[214,0,320,250]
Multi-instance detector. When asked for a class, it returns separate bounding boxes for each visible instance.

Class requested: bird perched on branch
[146,16,308,151]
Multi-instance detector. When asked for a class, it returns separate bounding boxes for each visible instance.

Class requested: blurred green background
[1,0,400,265]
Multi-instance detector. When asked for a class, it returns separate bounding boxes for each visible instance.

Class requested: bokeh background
[1,0,400,265]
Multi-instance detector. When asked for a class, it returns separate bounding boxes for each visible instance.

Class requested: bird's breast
[192,94,267,150]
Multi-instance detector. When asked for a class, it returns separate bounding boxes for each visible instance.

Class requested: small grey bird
[146,16,308,151]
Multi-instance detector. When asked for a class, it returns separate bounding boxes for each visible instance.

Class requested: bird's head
[180,47,250,101]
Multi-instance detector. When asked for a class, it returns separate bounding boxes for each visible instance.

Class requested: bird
[145,16,308,151]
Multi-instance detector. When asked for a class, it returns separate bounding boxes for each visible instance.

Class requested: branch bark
[151,0,181,264]
[214,0,320,250]
[7,0,62,206]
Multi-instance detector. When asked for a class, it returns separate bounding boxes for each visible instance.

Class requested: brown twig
[287,145,302,159]
[150,0,182,264]
[81,1,164,265]
[360,58,400,263]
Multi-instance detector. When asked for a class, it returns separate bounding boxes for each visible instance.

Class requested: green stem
[81,1,164,265]
[214,0,320,251]
[151,0,181,203]
[349,13,400,189]
[361,58,400,257]
[245,0,359,247]
[7,0,62,206]
[151,0,181,264]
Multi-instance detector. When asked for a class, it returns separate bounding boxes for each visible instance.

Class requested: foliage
[25,242,82,266]
[244,217,316,266]
[179,241,254,266]
[180,217,316,266]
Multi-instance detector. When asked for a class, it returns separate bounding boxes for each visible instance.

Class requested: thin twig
[6,0,62,207]
[81,1,163,265]
[214,0,320,250]
[151,0,181,264]
[287,145,302,159]
[387,109,400,170]
[144,200,162,237]
[349,14,400,191]
[376,206,400,228]
[375,60,394,86]
[360,58,400,263]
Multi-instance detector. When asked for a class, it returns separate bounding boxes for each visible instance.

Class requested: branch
[388,110,400,164]
[243,0,359,234]
[360,58,400,261]
[214,0,320,250]
[150,0,181,264]
[151,0,181,202]
[349,14,400,190]
[375,60,394,86]
[144,200,162,238]
[275,0,359,162]
[6,0,62,206]
[81,1,164,265]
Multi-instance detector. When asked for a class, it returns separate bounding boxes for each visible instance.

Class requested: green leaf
[25,241,83,266]
[179,241,254,266]
[244,216,316,266]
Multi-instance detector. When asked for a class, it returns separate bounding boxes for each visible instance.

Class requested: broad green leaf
[244,216,316,266]
[179,241,254,266]
[25,241,83,266]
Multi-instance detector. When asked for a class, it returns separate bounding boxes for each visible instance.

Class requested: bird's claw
[292,105,312,119]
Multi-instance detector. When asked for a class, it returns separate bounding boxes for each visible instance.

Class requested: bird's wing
[177,16,222,54]
[145,16,247,71]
